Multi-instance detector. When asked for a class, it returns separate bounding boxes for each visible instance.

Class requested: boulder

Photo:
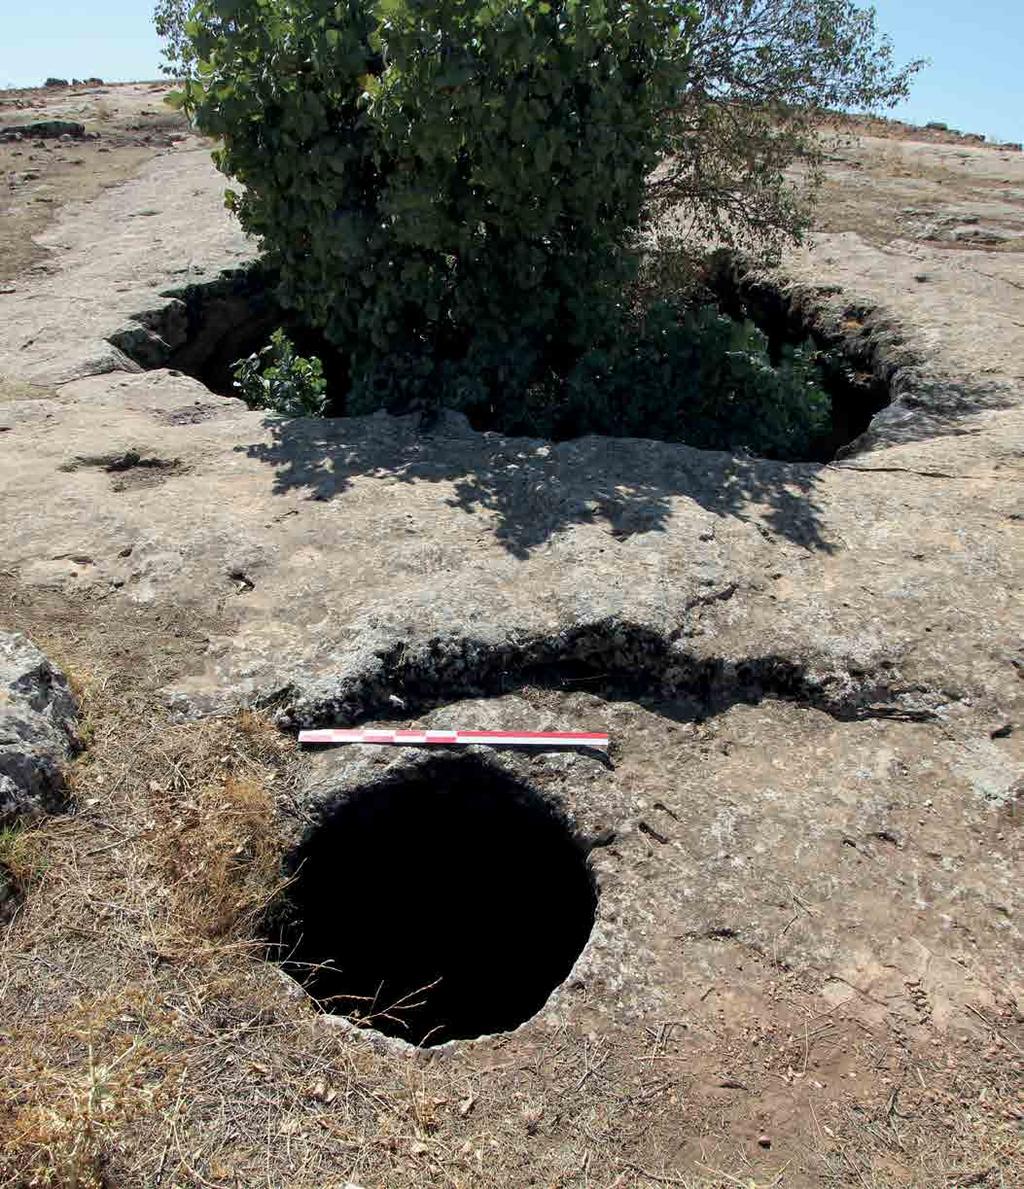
[0,120,85,140]
[953,226,1007,245]
[0,633,79,826]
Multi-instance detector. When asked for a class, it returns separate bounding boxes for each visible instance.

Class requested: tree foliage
[175,0,696,414]
[647,0,923,266]
[161,0,919,454]
[549,305,833,455]
[153,0,197,76]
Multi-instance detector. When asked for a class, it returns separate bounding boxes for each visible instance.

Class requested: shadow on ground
[237,413,838,558]
[846,376,1020,455]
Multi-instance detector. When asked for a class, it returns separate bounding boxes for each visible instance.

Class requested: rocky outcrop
[0,633,79,825]
[0,120,85,140]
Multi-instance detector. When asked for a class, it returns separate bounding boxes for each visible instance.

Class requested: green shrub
[169,0,916,456]
[177,0,696,412]
[483,303,833,458]
[232,329,328,416]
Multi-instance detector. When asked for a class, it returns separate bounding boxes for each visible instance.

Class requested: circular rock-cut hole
[268,757,597,1047]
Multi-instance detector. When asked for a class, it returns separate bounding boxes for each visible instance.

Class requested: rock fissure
[59,449,183,474]
[280,621,948,731]
[832,462,1023,482]
[707,253,1018,455]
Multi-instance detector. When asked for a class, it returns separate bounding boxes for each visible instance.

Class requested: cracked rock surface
[0,632,78,824]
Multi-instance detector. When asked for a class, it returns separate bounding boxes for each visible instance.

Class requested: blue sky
[872,0,1023,143]
[1,2,1021,143]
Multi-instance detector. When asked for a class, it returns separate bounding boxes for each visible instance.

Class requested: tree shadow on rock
[237,412,837,558]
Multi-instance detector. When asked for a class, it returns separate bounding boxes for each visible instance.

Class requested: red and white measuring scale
[298,728,610,752]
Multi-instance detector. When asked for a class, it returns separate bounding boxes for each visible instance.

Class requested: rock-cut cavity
[109,266,298,396]
[266,756,597,1047]
[109,259,901,461]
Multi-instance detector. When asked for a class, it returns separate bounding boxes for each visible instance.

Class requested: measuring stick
[298,728,610,752]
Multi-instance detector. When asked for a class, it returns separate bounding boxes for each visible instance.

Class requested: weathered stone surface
[0,633,79,824]
[0,147,252,385]
[0,131,1019,744]
[0,137,1022,737]
[0,91,1022,1183]
[296,690,1022,1034]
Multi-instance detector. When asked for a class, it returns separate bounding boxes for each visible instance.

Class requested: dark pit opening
[704,260,896,461]
[266,757,597,1046]
[110,257,898,461]
[109,265,347,400]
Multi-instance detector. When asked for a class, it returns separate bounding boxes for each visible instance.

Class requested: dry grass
[0,589,1021,1187]
[0,619,300,1186]
[0,826,44,893]
[146,717,287,943]
[818,1071,1023,1187]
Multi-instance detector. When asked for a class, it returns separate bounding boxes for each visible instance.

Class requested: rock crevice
[279,619,949,731]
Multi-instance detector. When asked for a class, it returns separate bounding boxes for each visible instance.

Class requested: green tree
[646,1,922,270]
[174,0,696,414]
[162,1,919,451]
[153,0,197,77]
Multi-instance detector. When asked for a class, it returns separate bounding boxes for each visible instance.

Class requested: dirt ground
[0,82,188,285]
[3,579,1019,1189]
[0,84,1021,1189]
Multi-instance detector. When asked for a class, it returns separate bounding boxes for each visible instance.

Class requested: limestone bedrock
[0,135,1021,1028]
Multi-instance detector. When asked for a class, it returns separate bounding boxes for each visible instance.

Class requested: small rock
[758,1134,772,1149]
[953,227,1007,245]
[0,633,80,826]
